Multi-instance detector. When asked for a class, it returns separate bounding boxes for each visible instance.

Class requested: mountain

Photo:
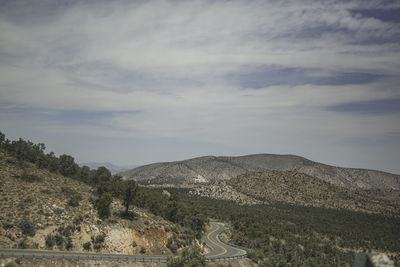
[120,154,400,190]
[80,162,137,175]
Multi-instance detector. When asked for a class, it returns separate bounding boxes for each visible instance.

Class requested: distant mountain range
[119,154,400,190]
[80,162,137,175]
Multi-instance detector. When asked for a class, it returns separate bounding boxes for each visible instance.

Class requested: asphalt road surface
[202,221,247,259]
[0,222,247,262]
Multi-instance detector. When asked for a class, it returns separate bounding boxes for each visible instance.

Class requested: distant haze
[79,162,137,175]
[0,1,399,174]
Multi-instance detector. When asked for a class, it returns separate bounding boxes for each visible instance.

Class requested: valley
[0,133,399,266]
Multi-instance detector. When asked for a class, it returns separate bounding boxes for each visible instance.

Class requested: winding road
[0,222,247,263]
[202,221,247,259]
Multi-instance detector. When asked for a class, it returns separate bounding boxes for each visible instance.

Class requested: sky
[0,0,400,174]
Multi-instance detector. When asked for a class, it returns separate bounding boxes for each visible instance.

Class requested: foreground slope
[120,154,400,190]
[0,150,176,255]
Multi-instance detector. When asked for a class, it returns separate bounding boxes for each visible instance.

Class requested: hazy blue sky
[1,0,399,174]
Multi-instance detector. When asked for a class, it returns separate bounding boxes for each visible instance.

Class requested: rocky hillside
[120,154,400,190]
[0,150,179,255]
[228,171,400,215]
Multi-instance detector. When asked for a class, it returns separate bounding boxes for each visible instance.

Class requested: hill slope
[120,154,400,190]
[0,150,176,255]
[228,170,400,215]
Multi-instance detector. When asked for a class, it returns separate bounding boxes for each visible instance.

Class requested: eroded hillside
[0,151,181,255]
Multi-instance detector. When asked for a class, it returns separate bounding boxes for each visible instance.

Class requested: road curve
[202,221,247,259]
[0,222,247,262]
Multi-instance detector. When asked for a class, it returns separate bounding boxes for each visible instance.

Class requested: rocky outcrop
[189,181,261,205]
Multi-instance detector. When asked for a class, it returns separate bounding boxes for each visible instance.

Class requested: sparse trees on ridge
[59,154,79,177]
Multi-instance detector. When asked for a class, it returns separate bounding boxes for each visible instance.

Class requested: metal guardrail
[206,254,247,262]
[1,250,247,263]
[0,223,249,263]
[0,253,168,263]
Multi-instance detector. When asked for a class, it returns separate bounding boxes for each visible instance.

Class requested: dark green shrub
[54,234,64,247]
[45,234,55,248]
[18,239,28,249]
[19,219,35,236]
[83,242,91,251]
[93,243,102,251]
[94,234,105,244]
[67,194,82,207]
[19,172,42,182]
[65,238,73,250]
[95,193,112,219]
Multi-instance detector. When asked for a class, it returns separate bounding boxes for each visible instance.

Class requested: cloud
[0,0,399,173]
[326,98,400,115]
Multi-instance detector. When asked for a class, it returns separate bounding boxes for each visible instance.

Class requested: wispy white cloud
[0,0,399,173]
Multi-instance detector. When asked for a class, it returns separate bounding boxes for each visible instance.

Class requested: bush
[18,239,28,249]
[140,246,146,254]
[67,194,82,207]
[93,243,102,251]
[83,242,91,251]
[73,214,84,225]
[54,234,64,247]
[132,241,137,247]
[19,172,42,183]
[65,238,73,250]
[170,243,179,254]
[94,234,105,244]
[59,225,75,237]
[19,219,35,236]
[45,234,55,248]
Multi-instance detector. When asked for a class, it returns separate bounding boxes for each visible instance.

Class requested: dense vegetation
[160,188,400,266]
[0,132,207,241]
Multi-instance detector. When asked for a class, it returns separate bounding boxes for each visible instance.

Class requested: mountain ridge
[79,162,137,175]
[120,153,400,190]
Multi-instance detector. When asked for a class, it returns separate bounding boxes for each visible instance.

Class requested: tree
[91,166,112,191]
[77,166,91,183]
[59,154,79,177]
[45,152,59,172]
[96,193,113,219]
[166,196,179,222]
[19,218,35,236]
[0,131,5,148]
[122,180,138,216]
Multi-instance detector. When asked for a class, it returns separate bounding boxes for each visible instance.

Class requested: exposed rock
[162,190,171,198]
[370,254,394,267]
[189,181,261,205]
